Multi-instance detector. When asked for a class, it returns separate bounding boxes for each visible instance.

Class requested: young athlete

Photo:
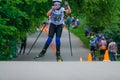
[34,0,71,61]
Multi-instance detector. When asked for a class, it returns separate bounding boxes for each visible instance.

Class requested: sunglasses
[54,2,61,6]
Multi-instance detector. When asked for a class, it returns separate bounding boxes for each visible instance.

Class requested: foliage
[79,0,120,54]
[81,0,120,32]
[71,0,120,58]
[0,0,48,60]
[0,0,120,60]
[103,27,120,54]
[0,24,18,60]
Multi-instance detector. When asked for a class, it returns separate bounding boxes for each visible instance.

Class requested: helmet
[53,0,62,2]
[90,36,94,39]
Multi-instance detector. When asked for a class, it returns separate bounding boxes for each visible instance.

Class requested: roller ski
[34,50,45,60]
[56,56,63,62]
[33,54,44,60]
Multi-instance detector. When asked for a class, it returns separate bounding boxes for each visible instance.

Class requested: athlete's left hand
[64,1,69,6]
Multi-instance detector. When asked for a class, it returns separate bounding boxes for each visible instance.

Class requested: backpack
[90,40,96,46]
[100,40,107,50]
[101,46,106,50]
[67,17,73,23]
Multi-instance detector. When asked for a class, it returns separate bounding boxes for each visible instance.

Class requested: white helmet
[53,0,62,2]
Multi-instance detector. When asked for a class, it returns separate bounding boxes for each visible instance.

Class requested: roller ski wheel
[34,54,44,60]
[33,55,39,60]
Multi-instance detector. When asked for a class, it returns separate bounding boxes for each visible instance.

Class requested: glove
[64,1,69,6]
[52,6,57,10]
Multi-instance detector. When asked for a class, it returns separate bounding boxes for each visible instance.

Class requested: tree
[81,0,120,32]
[0,0,48,60]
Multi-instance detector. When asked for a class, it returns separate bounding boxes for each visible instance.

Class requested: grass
[70,16,90,48]
[71,26,89,48]
[69,15,120,61]
[71,26,101,60]
[71,26,120,61]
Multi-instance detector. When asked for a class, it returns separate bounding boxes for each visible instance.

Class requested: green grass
[117,56,120,61]
[71,26,101,59]
[70,16,90,48]
[71,26,89,49]
[71,26,120,61]
[70,15,120,61]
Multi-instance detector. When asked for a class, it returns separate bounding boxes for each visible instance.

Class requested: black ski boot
[34,49,46,60]
[56,51,63,62]
[56,56,63,62]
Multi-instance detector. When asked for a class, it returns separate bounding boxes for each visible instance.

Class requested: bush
[0,24,18,60]
[103,27,120,54]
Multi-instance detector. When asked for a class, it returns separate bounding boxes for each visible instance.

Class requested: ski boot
[56,56,63,62]
[34,54,44,60]
[34,49,46,60]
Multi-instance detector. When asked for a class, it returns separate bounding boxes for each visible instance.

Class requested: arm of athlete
[47,5,57,16]
[64,1,71,15]
[47,9,53,17]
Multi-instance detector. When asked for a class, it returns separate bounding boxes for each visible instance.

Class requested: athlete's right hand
[52,6,57,10]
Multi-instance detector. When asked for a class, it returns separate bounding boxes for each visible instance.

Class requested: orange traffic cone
[50,43,56,53]
[87,53,92,62]
[63,26,67,30]
[103,50,110,61]
[80,57,83,62]
[41,26,56,53]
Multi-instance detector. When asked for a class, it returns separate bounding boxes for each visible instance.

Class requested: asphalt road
[14,29,90,61]
[1,30,120,80]
[0,62,120,80]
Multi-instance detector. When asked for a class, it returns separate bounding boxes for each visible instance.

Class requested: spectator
[89,36,96,60]
[19,37,27,55]
[108,39,118,61]
[99,37,107,60]
[72,18,80,29]
[94,34,99,50]
[84,27,90,37]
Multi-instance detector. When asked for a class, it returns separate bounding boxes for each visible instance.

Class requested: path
[14,29,90,61]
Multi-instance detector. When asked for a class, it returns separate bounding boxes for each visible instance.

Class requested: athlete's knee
[48,34,54,38]
[56,37,61,44]
[46,37,53,45]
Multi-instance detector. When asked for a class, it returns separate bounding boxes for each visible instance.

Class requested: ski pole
[27,22,46,55]
[68,23,73,56]
[64,0,73,56]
